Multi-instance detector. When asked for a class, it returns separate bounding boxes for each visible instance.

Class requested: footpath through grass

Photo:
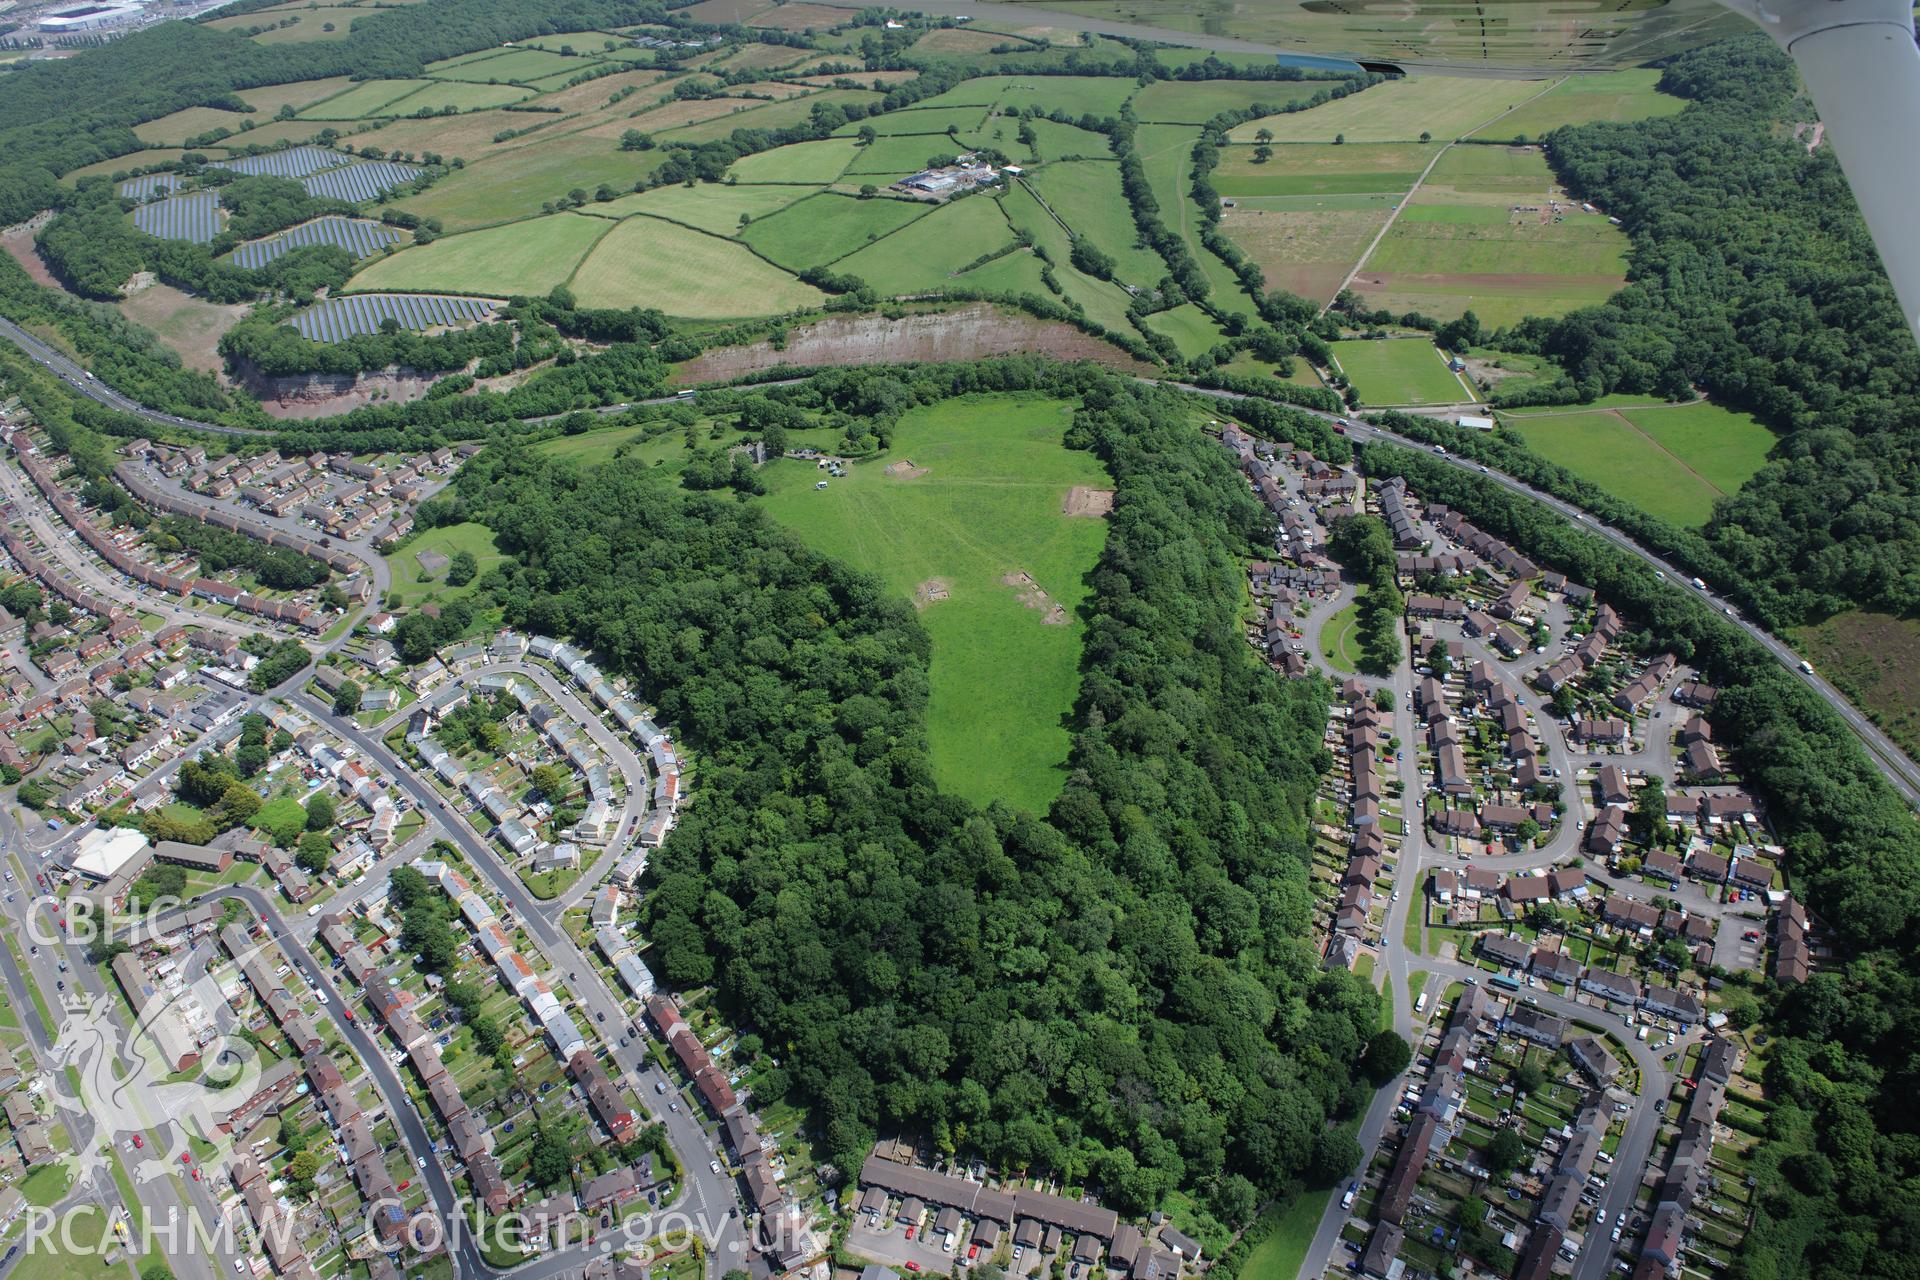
[1319,601,1365,674]
[757,393,1110,814]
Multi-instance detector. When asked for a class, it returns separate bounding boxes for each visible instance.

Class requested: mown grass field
[297,77,434,118]
[387,522,507,607]
[1503,400,1773,526]
[757,394,1110,812]
[595,181,820,233]
[395,136,664,230]
[348,212,608,296]
[568,217,824,316]
[1212,142,1429,198]
[1473,70,1686,140]
[1331,339,1469,406]
[740,192,931,269]
[1132,77,1324,123]
[727,136,860,183]
[831,196,1017,293]
[1228,77,1544,143]
[1319,600,1365,673]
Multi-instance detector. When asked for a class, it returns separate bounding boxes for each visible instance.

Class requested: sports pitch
[1330,339,1471,406]
[1504,400,1774,526]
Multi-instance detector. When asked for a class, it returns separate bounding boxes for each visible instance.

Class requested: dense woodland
[1364,444,1920,1280]
[453,361,1375,1227]
[1512,38,1920,625]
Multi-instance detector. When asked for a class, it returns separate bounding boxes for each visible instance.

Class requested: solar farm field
[1227,77,1545,143]
[739,193,932,271]
[294,293,497,341]
[118,173,182,200]
[347,213,609,297]
[1352,145,1630,327]
[133,192,223,243]
[1329,339,1471,406]
[1471,70,1686,141]
[226,216,403,269]
[304,160,422,203]
[215,146,350,179]
[566,218,825,317]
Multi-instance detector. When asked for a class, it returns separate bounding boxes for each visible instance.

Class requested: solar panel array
[118,173,181,200]
[292,293,496,342]
[214,146,351,180]
[302,160,422,204]
[227,216,403,269]
[132,191,223,244]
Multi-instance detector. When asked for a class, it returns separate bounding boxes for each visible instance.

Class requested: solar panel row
[227,216,403,270]
[302,160,423,204]
[291,293,495,342]
[131,191,223,244]
[118,173,181,200]
[214,145,352,180]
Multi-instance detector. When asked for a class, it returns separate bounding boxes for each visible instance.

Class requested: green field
[1228,77,1545,143]
[1330,339,1469,406]
[999,183,1138,332]
[569,217,825,316]
[831,196,1018,293]
[656,89,883,145]
[1473,70,1686,141]
[395,136,665,230]
[836,105,990,137]
[989,73,1141,118]
[297,78,435,118]
[1213,142,1428,197]
[380,80,535,113]
[844,133,972,178]
[1239,1186,1340,1280]
[1132,77,1324,123]
[1142,303,1228,359]
[348,212,609,296]
[10,1205,121,1280]
[1505,400,1773,526]
[727,136,860,183]
[387,522,507,608]
[1024,160,1167,285]
[1319,600,1364,673]
[757,394,1109,812]
[740,192,932,269]
[595,181,821,232]
[430,46,596,83]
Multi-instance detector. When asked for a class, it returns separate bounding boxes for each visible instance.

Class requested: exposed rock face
[232,363,440,419]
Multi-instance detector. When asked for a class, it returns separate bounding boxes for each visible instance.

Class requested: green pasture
[1504,400,1772,526]
[297,78,435,118]
[727,137,860,183]
[831,195,1018,293]
[594,181,821,233]
[1213,142,1428,197]
[348,212,609,296]
[1473,70,1686,140]
[1025,160,1167,285]
[1133,77,1324,123]
[568,217,824,316]
[740,192,933,270]
[757,394,1110,813]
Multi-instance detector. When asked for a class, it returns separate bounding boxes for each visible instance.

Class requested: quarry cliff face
[229,361,440,420]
